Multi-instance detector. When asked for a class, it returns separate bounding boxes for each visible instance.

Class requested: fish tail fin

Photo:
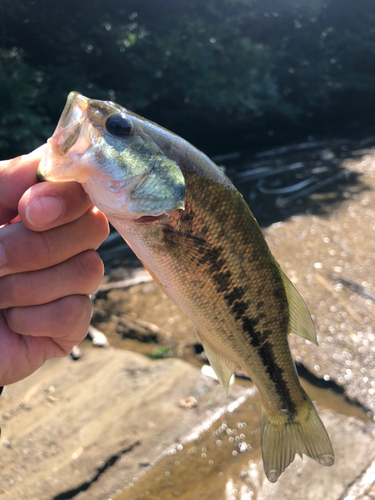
[260,398,334,483]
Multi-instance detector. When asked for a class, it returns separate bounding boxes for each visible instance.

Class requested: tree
[1,0,375,158]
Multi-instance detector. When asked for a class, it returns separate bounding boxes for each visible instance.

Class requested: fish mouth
[37,92,92,182]
[48,92,88,156]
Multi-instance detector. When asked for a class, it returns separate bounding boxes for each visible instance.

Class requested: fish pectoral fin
[280,270,318,345]
[197,330,237,393]
[160,227,219,271]
[261,397,334,483]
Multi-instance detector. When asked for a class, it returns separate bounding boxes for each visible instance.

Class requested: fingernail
[25,196,64,227]
[0,245,5,269]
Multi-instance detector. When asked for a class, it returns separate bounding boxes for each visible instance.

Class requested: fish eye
[105,113,132,137]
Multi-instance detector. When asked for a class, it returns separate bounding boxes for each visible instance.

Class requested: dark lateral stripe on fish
[195,245,238,297]
[239,278,299,416]
[230,298,248,320]
[249,335,298,415]
[194,239,298,415]
[197,246,237,295]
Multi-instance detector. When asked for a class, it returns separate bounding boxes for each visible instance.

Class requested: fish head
[38,92,186,220]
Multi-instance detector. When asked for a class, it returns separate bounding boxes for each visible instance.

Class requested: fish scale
[38,91,334,482]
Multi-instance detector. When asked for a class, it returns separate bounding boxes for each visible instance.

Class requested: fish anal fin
[280,270,318,345]
[261,397,334,482]
[197,331,237,393]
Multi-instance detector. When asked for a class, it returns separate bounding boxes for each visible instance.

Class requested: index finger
[0,145,47,225]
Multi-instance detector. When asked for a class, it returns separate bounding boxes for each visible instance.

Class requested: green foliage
[147,346,173,360]
[1,0,375,158]
[0,48,52,157]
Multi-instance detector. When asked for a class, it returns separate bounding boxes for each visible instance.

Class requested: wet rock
[264,149,375,416]
[0,347,246,500]
[341,458,375,500]
[115,316,160,343]
[115,396,374,500]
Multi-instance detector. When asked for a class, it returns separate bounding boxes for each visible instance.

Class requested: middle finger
[0,207,108,278]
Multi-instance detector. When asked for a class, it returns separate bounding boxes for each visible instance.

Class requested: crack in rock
[52,440,140,500]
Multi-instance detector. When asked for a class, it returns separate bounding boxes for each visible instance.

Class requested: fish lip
[37,93,93,182]
[58,92,88,129]
[48,92,89,157]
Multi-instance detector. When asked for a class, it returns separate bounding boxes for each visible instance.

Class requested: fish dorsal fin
[280,269,317,345]
[197,330,237,392]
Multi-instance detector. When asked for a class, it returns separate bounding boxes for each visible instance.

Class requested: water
[114,378,370,500]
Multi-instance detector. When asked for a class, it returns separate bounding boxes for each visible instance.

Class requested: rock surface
[122,410,375,500]
[0,347,247,500]
[264,149,375,415]
[1,346,374,500]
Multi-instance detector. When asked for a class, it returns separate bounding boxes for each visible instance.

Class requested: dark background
[1,0,374,160]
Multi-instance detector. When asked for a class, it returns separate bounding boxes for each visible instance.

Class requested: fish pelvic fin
[261,398,334,483]
[280,269,318,345]
[197,330,237,393]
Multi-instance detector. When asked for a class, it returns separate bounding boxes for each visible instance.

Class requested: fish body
[38,92,334,481]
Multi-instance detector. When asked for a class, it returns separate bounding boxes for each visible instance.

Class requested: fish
[38,92,334,482]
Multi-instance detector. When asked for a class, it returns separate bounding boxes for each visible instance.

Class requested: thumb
[0,145,47,225]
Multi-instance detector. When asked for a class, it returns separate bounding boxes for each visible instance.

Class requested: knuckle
[80,209,109,248]
[71,296,93,327]
[13,228,58,271]
[74,250,104,292]
[4,307,22,333]
[36,230,60,264]
[55,295,93,346]
[93,211,110,241]
[0,275,26,308]
[62,295,92,324]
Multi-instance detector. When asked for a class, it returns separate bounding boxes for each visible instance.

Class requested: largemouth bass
[38,92,334,482]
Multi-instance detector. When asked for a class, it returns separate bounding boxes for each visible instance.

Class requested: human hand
[0,146,109,386]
